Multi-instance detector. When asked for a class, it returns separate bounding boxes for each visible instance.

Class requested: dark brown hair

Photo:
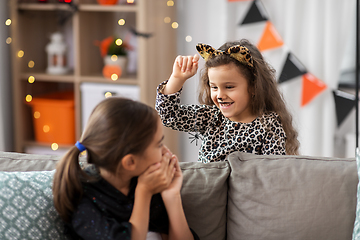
[198,39,299,155]
[53,97,159,222]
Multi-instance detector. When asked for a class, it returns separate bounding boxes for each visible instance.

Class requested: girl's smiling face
[208,63,256,123]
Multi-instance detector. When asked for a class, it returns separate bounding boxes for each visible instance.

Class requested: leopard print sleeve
[155,80,218,134]
[261,112,286,155]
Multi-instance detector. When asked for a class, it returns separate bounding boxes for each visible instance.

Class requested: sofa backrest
[0,151,358,240]
[0,151,230,240]
[0,151,60,171]
[227,152,358,240]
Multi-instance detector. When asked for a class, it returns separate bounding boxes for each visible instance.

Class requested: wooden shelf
[24,140,73,149]
[79,4,138,12]
[17,3,138,12]
[18,3,74,11]
[10,0,179,155]
[20,72,75,82]
[80,75,138,84]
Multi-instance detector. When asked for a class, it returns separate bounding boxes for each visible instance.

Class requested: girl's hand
[161,155,183,201]
[171,54,199,82]
[137,153,176,195]
[162,54,199,95]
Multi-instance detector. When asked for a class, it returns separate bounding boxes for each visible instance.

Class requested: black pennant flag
[278,52,307,83]
[240,0,268,25]
[333,90,356,127]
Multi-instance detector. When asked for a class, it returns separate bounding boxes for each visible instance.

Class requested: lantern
[46,32,69,75]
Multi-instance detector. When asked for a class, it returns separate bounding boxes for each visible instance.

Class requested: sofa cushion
[180,161,229,240]
[0,170,67,240]
[227,152,357,240]
[352,149,360,239]
[0,151,60,172]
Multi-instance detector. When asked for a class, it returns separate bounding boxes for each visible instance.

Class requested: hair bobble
[75,141,86,152]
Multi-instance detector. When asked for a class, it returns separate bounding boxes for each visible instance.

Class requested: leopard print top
[155,81,286,163]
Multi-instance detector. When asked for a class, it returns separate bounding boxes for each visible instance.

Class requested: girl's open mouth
[219,102,234,108]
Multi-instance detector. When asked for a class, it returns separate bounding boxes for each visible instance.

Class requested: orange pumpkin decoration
[97,0,118,5]
[98,36,114,58]
[102,65,122,80]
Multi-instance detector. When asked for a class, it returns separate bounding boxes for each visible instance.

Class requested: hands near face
[137,147,181,196]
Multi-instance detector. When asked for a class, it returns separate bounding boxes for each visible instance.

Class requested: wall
[175,0,356,161]
[0,1,13,151]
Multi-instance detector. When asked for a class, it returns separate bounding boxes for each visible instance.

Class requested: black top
[65,167,199,240]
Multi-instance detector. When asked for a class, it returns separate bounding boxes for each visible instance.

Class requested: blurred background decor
[97,36,132,80]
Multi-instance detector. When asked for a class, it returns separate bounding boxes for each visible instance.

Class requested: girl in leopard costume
[155,39,299,163]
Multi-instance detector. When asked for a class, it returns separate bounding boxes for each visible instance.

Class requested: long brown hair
[198,39,299,155]
[53,97,159,222]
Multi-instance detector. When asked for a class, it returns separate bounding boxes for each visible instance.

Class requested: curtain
[176,0,355,161]
[0,1,13,151]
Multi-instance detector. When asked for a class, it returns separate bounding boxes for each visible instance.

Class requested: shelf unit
[9,0,179,155]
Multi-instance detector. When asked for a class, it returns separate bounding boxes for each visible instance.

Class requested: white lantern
[46,32,68,75]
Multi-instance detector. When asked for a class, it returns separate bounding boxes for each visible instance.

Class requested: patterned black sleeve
[261,113,286,155]
[155,80,217,134]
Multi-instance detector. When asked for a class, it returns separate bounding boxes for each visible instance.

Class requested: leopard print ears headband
[196,43,254,68]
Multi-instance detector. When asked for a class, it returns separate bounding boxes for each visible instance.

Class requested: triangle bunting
[333,90,356,127]
[257,21,284,51]
[301,73,327,107]
[240,0,268,25]
[278,53,307,83]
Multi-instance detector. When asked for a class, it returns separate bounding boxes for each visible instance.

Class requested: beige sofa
[0,151,358,240]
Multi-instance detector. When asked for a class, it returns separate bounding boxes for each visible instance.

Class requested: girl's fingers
[193,54,200,62]
[144,162,161,174]
[181,57,188,72]
[175,55,198,73]
[186,57,194,72]
[175,55,183,68]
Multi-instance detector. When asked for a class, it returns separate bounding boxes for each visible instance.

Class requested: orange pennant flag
[257,21,284,51]
[301,73,327,107]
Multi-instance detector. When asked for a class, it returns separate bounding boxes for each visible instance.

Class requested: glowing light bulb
[43,125,50,133]
[111,55,118,61]
[28,76,35,83]
[171,22,179,29]
[25,95,32,102]
[17,50,24,58]
[51,143,59,151]
[127,0,134,3]
[104,92,112,98]
[118,19,125,26]
[167,0,174,6]
[115,38,123,46]
[111,74,118,81]
[34,111,40,119]
[6,37,12,44]
[164,17,171,23]
[185,36,192,42]
[5,19,11,26]
[28,61,35,68]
